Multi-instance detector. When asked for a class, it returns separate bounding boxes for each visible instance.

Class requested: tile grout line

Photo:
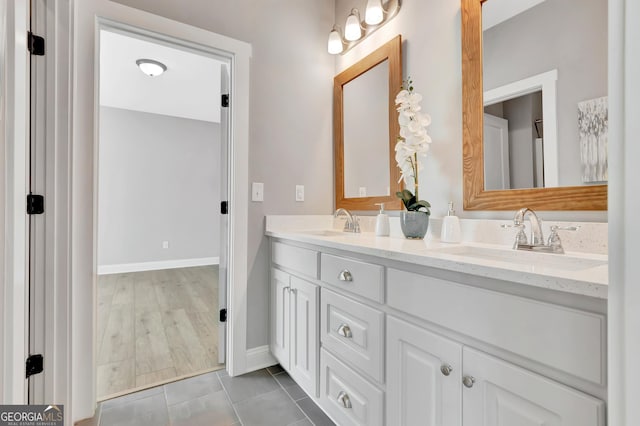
[269,369,317,426]
[217,371,245,426]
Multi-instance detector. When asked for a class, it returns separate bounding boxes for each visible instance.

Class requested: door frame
[0,0,30,405]
[68,2,251,422]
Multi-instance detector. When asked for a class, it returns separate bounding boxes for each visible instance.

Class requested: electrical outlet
[359,187,367,197]
[252,182,264,202]
[296,185,304,202]
[162,241,169,249]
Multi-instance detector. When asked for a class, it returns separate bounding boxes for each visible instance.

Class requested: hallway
[97,266,223,399]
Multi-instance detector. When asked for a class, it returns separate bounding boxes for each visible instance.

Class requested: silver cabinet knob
[283,286,290,293]
[462,376,476,388]
[337,391,352,409]
[440,364,453,376]
[338,269,353,282]
[337,323,353,338]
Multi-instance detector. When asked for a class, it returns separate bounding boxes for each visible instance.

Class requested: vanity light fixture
[135,58,167,77]
[344,9,363,41]
[328,0,401,55]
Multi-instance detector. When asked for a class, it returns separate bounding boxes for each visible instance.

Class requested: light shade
[328,28,344,54]
[365,0,384,25]
[136,59,167,77]
[344,9,362,41]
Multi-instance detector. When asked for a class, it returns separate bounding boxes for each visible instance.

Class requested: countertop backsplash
[266,215,608,256]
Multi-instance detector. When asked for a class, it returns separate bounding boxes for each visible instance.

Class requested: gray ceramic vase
[400,211,430,239]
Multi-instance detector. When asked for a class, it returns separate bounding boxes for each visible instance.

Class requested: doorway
[95,26,229,400]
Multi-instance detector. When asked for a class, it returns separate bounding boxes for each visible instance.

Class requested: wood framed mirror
[461,0,607,210]
[334,35,403,211]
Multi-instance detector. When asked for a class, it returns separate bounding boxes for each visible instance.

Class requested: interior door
[218,62,230,364]
[483,113,510,190]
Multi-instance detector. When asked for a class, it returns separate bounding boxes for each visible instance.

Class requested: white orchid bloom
[395,89,410,105]
[395,81,431,198]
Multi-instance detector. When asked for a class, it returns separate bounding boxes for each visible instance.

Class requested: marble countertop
[265,216,608,299]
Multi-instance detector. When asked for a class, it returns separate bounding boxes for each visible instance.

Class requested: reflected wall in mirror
[343,60,390,198]
[335,35,403,210]
[461,0,607,210]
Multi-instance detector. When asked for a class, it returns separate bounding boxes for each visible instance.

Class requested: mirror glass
[343,60,391,198]
[460,0,607,210]
[482,0,607,190]
[334,35,402,211]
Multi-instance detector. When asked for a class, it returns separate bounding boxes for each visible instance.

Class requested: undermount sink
[435,245,607,271]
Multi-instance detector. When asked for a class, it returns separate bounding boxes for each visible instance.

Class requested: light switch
[252,182,264,202]
[296,185,304,202]
[162,241,169,249]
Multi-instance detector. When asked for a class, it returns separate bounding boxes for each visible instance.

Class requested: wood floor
[97,266,224,400]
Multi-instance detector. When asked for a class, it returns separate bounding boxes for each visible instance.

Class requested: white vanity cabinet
[462,347,605,426]
[270,243,320,397]
[268,238,607,426]
[386,315,463,426]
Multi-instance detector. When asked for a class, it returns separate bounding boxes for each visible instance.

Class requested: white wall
[609,0,640,424]
[483,0,607,187]
[98,106,220,272]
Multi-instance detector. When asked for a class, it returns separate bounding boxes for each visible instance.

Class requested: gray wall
[483,0,607,187]
[111,0,336,349]
[98,106,220,268]
[108,0,607,351]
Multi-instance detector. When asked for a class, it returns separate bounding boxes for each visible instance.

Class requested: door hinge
[219,308,227,323]
[221,94,229,108]
[27,194,44,215]
[221,201,228,215]
[28,32,45,56]
[26,354,44,378]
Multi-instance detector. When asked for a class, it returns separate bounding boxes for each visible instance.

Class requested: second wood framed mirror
[334,35,403,211]
[461,0,607,210]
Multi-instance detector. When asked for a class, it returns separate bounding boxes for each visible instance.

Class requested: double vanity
[266,214,607,426]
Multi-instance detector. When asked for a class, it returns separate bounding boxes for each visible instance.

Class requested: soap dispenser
[375,203,390,236]
[441,202,461,243]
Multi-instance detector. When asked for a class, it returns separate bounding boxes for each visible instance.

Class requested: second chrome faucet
[503,208,578,254]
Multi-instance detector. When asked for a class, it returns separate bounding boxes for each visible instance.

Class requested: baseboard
[98,257,220,275]
[245,345,277,372]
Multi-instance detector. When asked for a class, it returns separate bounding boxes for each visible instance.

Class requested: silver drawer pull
[337,391,352,409]
[462,375,476,388]
[440,364,453,376]
[337,323,353,338]
[338,269,353,282]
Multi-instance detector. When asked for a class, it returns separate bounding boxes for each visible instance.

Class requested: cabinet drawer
[320,253,384,303]
[272,241,318,279]
[319,348,384,426]
[387,268,606,385]
[321,289,384,383]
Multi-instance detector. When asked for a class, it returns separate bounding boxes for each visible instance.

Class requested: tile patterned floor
[79,365,335,426]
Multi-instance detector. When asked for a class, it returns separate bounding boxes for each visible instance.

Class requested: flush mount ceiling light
[328,0,401,55]
[135,58,167,77]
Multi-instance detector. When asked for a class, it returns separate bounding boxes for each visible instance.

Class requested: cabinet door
[270,268,290,369]
[289,276,319,397]
[463,347,605,426]
[387,316,462,426]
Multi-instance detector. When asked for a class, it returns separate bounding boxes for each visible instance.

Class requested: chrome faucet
[514,208,545,246]
[334,208,360,233]
[503,208,578,253]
